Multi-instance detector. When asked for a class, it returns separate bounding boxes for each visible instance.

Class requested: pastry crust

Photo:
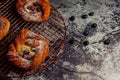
[0,16,10,40]
[7,29,49,70]
[16,0,51,22]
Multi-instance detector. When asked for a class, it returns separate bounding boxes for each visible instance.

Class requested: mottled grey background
[3,0,120,80]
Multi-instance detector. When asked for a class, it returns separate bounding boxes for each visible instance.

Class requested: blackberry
[89,12,94,16]
[83,41,89,46]
[103,39,110,45]
[83,30,89,36]
[33,2,40,6]
[91,23,97,28]
[69,16,75,21]
[81,14,88,19]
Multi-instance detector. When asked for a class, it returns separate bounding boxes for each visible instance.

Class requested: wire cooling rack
[0,0,66,78]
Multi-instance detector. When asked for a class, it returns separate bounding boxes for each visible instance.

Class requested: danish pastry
[16,0,51,22]
[7,29,49,70]
[0,16,10,40]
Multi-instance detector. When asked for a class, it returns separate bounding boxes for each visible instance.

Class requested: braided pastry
[16,0,51,22]
[7,29,49,70]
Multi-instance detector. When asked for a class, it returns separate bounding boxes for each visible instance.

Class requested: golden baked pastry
[7,28,49,70]
[16,0,51,22]
[0,16,10,40]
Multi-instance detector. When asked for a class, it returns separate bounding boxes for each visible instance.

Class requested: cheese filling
[18,40,45,60]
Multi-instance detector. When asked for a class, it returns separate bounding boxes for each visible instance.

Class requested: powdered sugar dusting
[27,32,37,38]
[37,40,45,52]
[26,39,34,44]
